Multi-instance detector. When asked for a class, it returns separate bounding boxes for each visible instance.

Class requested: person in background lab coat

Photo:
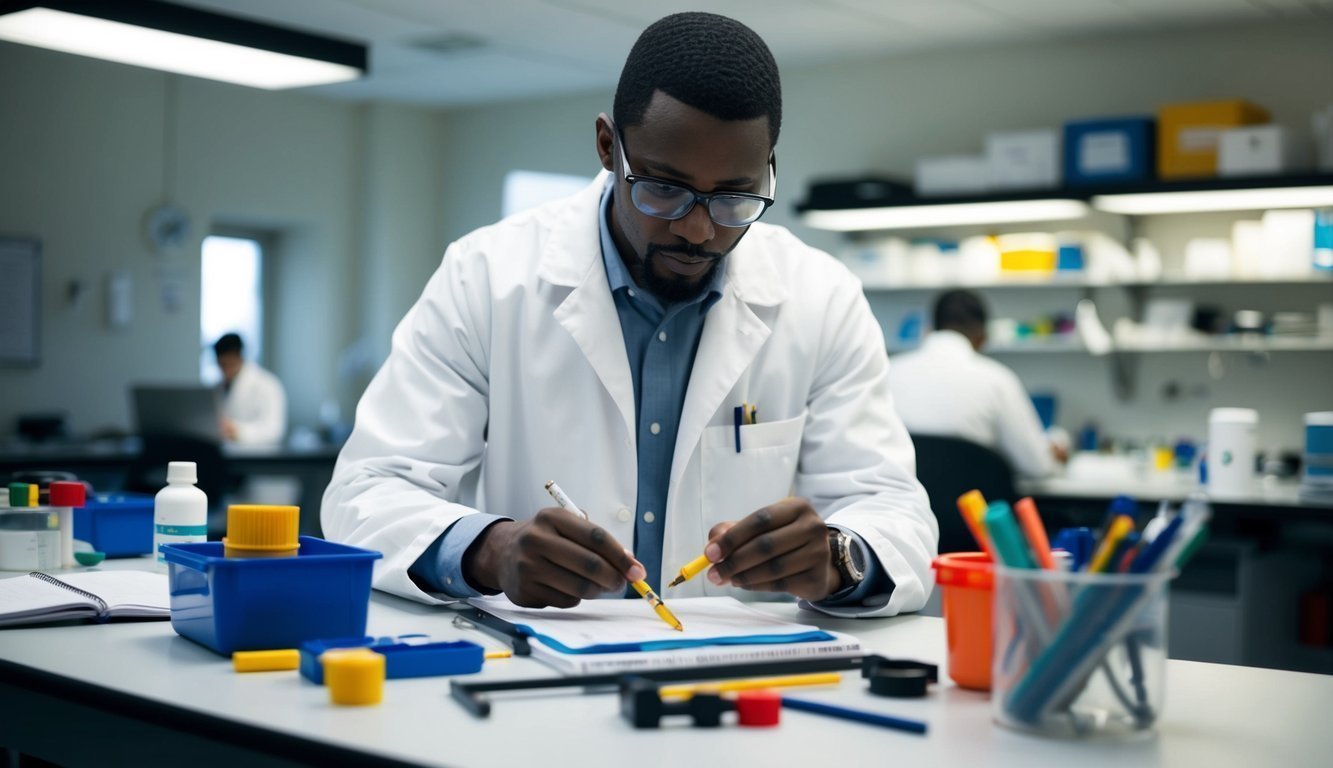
[323,12,937,617]
[888,290,1064,478]
[214,333,286,446]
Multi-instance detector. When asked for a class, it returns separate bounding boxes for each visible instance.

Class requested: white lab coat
[322,172,937,617]
[222,361,287,446]
[888,330,1055,478]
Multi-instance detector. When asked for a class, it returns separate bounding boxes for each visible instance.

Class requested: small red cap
[735,690,782,727]
[48,481,86,507]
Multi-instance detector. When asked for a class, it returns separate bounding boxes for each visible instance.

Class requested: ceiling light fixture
[0,0,366,89]
[799,199,1090,231]
[1093,185,1333,215]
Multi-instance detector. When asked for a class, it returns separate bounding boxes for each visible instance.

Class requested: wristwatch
[828,528,866,591]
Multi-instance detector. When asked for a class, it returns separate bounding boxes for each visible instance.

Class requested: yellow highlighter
[544,481,684,632]
[659,672,841,700]
[668,553,712,588]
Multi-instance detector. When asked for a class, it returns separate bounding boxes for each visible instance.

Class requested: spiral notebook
[0,571,170,627]
[468,595,863,675]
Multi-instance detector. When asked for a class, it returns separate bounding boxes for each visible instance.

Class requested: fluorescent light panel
[1093,186,1333,215]
[0,6,362,89]
[801,199,1090,231]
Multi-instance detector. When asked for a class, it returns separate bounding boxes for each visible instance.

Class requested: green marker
[984,501,1037,569]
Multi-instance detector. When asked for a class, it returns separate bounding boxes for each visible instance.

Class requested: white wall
[432,19,1333,452]
[0,44,448,436]
[2,18,1330,453]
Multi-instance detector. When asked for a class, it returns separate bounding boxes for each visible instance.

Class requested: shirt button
[650,422,661,435]
[617,507,632,523]
[445,576,453,585]
[643,511,656,524]
[628,289,636,298]
[658,331,667,342]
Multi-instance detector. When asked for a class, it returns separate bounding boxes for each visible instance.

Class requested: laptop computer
[131,385,224,443]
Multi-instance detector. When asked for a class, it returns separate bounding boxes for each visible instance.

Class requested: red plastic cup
[932,552,994,691]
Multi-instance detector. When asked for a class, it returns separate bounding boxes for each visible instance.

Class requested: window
[199,234,264,384]
[502,170,593,218]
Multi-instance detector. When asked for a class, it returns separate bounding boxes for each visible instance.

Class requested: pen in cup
[543,481,683,631]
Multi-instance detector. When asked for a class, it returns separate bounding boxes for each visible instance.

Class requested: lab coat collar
[537,171,789,308]
[923,330,977,356]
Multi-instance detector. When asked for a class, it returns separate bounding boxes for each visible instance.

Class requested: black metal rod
[449,655,872,718]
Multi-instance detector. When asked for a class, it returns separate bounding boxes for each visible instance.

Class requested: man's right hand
[462,508,647,608]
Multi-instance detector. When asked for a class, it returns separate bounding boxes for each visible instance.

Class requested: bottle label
[155,524,208,536]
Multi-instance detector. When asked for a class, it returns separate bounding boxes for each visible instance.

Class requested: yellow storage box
[1157,100,1269,179]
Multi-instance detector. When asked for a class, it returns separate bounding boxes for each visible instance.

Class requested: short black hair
[933,290,988,335]
[214,333,243,357]
[614,12,782,148]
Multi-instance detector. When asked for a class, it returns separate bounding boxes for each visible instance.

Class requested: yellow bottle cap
[223,504,300,557]
[232,649,301,673]
[322,648,385,706]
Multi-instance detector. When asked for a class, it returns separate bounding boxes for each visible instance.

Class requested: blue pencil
[782,697,928,735]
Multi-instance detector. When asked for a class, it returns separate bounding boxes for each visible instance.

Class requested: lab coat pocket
[700,412,806,530]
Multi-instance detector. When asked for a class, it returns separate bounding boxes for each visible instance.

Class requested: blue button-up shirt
[411,180,891,607]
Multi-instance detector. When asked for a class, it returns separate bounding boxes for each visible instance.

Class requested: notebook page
[53,571,169,616]
[469,595,831,653]
[0,573,96,625]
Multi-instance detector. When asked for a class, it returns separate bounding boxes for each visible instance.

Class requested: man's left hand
[704,497,842,601]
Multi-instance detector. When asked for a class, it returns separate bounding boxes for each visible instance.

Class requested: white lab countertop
[1,558,1330,768]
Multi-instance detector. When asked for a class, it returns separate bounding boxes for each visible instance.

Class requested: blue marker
[782,697,927,735]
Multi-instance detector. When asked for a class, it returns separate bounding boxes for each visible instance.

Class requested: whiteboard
[0,237,40,366]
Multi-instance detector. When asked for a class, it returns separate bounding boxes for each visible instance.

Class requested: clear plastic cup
[992,565,1174,739]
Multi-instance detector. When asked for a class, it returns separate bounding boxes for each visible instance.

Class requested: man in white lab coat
[888,290,1063,478]
[323,12,937,617]
[214,333,286,446]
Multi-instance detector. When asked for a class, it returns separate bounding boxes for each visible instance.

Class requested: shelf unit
[888,336,1333,356]
[861,274,1333,292]
[796,172,1333,231]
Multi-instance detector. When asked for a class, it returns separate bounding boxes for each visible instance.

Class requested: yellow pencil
[658,672,842,700]
[667,553,712,588]
[544,481,684,632]
[1088,515,1135,573]
[484,650,512,660]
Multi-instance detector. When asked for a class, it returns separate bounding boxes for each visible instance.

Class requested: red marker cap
[48,481,86,507]
[735,690,782,727]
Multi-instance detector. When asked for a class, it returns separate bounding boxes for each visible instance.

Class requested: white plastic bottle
[153,461,208,568]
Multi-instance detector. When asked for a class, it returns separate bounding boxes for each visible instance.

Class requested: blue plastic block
[162,537,381,655]
[299,635,485,684]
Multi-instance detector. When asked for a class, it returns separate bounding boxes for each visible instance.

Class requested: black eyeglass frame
[614,126,777,228]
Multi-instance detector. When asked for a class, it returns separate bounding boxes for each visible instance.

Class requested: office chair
[123,435,230,536]
[910,434,1017,554]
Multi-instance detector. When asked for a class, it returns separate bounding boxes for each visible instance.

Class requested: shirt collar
[598,177,725,314]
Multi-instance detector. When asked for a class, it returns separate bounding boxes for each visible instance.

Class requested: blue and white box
[1063,116,1155,186]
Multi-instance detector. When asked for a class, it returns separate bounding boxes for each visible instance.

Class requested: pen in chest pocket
[733,402,760,452]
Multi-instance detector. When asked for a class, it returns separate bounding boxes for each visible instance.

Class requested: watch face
[848,536,866,573]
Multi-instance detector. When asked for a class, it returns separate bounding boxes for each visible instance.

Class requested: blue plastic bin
[161,536,382,655]
[1063,116,1155,186]
[73,493,154,557]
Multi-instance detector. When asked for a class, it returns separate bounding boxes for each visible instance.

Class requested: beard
[638,243,727,304]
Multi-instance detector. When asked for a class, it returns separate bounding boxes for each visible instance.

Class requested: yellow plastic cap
[232,649,301,673]
[224,505,300,555]
[322,648,385,706]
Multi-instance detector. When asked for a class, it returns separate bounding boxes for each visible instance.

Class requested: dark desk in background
[0,439,341,537]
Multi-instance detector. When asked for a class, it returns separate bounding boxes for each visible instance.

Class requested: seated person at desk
[323,12,937,617]
[888,290,1064,478]
[214,333,287,446]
